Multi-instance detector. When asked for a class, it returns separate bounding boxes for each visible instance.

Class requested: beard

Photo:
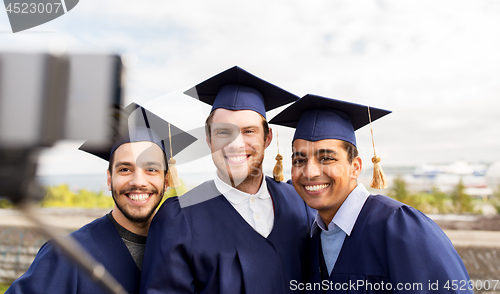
[111,183,164,224]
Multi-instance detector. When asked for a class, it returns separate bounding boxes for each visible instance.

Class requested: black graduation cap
[268,94,391,146]
[79,103,197,162]
[183,66,299,118]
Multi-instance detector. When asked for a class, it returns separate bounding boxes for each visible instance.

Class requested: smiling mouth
[224,155,249,164]
[126,193,152,201]
[304,184,330,192]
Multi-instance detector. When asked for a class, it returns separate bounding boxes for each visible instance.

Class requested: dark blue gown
[6,215,141,294]
[304,195,472,293]
[141,176,315,294]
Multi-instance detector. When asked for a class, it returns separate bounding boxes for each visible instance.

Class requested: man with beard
[6,103,196,294]
[141,67,315,294]
[269,94,472,293]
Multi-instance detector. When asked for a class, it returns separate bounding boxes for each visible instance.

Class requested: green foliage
[388,176,409,202]
[0,198,14,208]
[427,187,453,213]
[388,176,429,212]
[388,176,468,214]
[41,184,114,208]
[492,184,500,213]
[450,179,474,213]
[0,283,10,292]
[0,180,190,210]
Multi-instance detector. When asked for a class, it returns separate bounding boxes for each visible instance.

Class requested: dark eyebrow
[114,161,133,169]
[291,151,306,158]
[143,161,163,168]
[316,149,337,156]
[291,149,338,158]
[212,126,231,132]
[241,125,260,130]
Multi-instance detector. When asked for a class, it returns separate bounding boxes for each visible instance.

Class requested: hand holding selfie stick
[0,52,128,294]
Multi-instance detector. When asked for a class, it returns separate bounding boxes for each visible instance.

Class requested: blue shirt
[311,183,369,274]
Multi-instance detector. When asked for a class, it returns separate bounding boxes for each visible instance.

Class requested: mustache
[118,187,159,195]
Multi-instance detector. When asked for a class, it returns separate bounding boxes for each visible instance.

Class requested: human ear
[107,170,112,191]
[206,135,212,149]
[264,127,273,149]
[351,156,362,180]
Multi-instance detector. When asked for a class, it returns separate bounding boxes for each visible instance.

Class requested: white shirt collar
[311,183,370,237]
[214,173,269,204]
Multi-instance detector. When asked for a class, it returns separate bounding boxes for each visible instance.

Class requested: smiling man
[108,139,166,236]
[270,94,472,293]
[6,103,196,294]
[292,138,358,223]
[140,66,315,294]
[206,107,271,194]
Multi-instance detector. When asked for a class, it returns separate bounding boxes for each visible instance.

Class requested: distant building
[487,161,500,191]
[413,160,493,198]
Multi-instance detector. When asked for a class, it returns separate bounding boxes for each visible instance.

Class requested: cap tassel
[166,122,181,188]
[167,158,181,188]
[371,156,387,189]
[273,154,284,182]
[368,106,388,189]
[273,123,284,182]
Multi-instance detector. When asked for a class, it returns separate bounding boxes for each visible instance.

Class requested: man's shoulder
[362,194,439,231]
[357,194,409,225]
[70,215,111,238]
[25,215,113,259]
[268,176,294,189]
[68,215,122,250]
[267,177,316,223]
[268,177,311,209]
[177,180,221,209]
[266,176,301,199]
[366,194,405,210]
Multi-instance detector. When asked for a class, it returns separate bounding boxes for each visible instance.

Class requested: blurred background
[1,0,500,290]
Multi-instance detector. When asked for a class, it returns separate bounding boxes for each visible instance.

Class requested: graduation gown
[141,176,315,294]
[6,215,141,294]
[305,195,472,294]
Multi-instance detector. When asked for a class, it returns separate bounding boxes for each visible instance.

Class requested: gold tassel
[368,106,388,189]
[371,156,387,189]
[273,154,284,182]
[273,120,284,182]
[167,158,181,188]
[167,122,181,188]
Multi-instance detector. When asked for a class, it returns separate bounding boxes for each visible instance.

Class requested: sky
[1,0,500,188]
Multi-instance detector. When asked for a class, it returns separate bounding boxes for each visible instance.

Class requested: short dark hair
[107,147,168,176]
[342,141,358,164]
[205,109,270,142]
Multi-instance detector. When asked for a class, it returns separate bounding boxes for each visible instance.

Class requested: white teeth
[304,184,329,192]
[227,156,246,162]
[128,194,150,201]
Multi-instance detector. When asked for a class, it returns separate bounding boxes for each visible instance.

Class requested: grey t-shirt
[106,212,147,271]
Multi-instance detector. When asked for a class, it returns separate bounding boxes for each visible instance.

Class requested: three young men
[9,70,473,294]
